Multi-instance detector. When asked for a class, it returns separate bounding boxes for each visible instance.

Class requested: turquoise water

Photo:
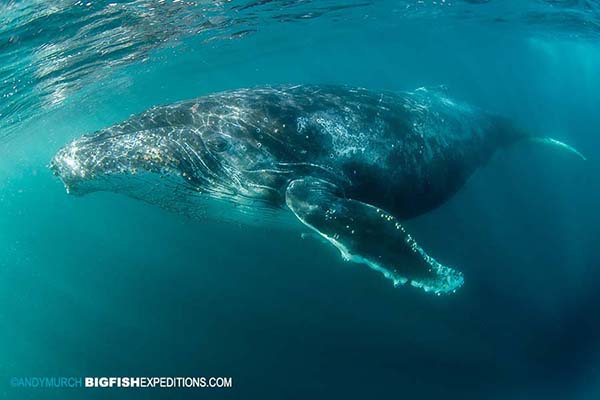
[1,1,600,399]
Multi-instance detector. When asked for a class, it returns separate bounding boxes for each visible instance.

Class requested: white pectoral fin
[285,177,464,294]
[528,137,586,161]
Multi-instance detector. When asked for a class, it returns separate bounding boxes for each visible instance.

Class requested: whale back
[331,87,516,219]
[127,86,522,219]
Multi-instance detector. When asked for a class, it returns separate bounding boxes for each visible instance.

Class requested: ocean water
[1,1,600,399]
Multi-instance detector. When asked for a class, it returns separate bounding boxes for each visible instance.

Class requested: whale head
[48,116,251,206]
[50,128,188,197]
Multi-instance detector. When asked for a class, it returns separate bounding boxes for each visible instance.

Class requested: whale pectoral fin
[285,177,464,294]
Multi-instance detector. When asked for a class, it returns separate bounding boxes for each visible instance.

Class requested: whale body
[50,85,584,294]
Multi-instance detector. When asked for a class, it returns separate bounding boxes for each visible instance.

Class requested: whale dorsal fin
[285,177,464,294]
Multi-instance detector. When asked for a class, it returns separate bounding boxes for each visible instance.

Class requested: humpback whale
[50,85,584,294]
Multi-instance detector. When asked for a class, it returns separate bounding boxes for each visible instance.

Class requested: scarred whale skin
[49,85,546,294]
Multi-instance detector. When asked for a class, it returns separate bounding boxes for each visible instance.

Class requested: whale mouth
[50,158,75,195]
[49,149,92,196]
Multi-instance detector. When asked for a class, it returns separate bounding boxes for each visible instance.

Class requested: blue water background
[1,1,600,399]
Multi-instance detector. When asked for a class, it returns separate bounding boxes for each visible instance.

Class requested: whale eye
[206,136,230,153]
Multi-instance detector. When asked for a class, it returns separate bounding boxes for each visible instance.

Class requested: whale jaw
[50,144,95,196]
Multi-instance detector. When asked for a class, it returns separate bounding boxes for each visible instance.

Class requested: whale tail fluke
[527,137,587,161]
